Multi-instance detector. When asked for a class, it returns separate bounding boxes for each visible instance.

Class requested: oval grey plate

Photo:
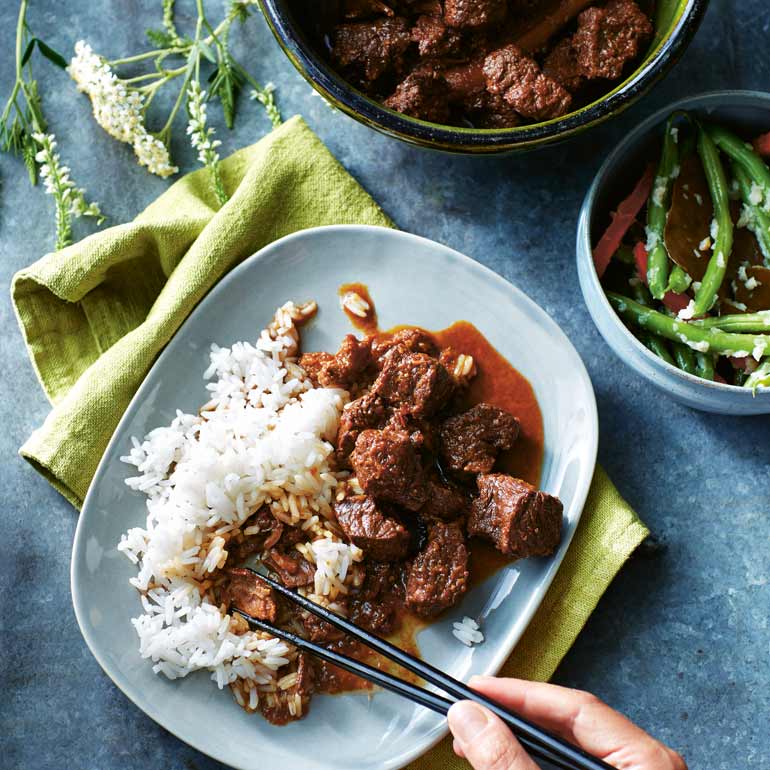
[71,225,598,770]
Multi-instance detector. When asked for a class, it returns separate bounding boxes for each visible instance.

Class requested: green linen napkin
[11,114,648,767]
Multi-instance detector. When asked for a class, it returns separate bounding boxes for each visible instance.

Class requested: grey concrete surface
[0,1,768,769]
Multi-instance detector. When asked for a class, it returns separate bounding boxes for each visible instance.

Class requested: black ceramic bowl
[259,0,709,153]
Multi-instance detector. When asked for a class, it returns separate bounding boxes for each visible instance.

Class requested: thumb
[448,701,539,770]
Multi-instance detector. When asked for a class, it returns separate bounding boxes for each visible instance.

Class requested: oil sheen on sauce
[318,284,545,694]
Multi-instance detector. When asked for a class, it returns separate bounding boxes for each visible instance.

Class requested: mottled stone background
[0,1,767,768]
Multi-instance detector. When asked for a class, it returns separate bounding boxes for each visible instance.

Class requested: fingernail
[448,701,490,745]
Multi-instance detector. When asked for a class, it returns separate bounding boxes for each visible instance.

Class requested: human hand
[447,676,686,770]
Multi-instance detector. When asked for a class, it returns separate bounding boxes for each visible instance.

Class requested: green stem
[109,48,181,66]
[159,65,193,138]
[15,0,27,81]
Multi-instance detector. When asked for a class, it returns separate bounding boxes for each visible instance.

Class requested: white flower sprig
[2,0,281,245]
[32,132,104,249]
[186,81,226,205]
[250,82,281,129]
[68,42,178,178]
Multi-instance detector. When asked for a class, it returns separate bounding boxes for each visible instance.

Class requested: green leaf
[36,40,68,69]
[146,27,175,48]
[21,38,36,67]
[209,58,243,130]
[198,40,216,64]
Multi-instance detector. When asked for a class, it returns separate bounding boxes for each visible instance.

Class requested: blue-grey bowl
[577,90,770,415]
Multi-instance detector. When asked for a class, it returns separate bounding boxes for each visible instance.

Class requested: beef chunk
[298,351,335,387]
[419,475,469,521]
[385,405,438,453]
[411,4,463,56]
[260,653,314,725]
[439,403,520,474]
[222,568,278,622]
[444,0,507,28]
[334,495,411,560]
[229,506,281,561]
[385,69,451,123]
[330,18,412,83]
[468,474,562,558]
[444,59,487,112]
[571,0,653,80]
[405,521,469,616]
[337,391,388,460]
[266,548,315,587]
[355,560,399,601]
[370,328,438,366]
[543,38,586,92]
[299,334,371,388]
[299,609,346,643]
[373,351,454,417]
[349,597,398,634]
[471,93,523,127]
[278,524,306,548]
[483,44,572,121]
[350,428,428,510]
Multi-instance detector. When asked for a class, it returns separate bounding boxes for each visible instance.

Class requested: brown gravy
[316,285,545,695]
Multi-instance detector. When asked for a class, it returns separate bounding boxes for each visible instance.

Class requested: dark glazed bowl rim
[259,0,709,152]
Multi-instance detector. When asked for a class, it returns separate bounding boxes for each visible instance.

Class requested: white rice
[118,302,355,697]
[452,616,484,647]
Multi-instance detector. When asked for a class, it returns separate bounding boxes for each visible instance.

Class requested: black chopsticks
[233,568,616,770]
[234,607,574,770]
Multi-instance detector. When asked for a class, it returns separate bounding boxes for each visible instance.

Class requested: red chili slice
[593,164,655,279]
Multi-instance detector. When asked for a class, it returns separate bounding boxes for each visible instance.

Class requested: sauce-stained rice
[118,302,360,713]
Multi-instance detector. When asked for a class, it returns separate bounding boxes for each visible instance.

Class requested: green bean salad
[593,113,770,391]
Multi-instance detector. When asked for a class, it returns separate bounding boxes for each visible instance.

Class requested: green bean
[692,127,734,315]
[627,280,675,363]
[691,311,770,332]
[679,129,696,160]
[629,278,653,306]
[733,163,770,263]
[647,116,680,299]
[707,123,770,193]
[745,359,770,392]
[695,352,715,380]
[607,292,770,358]
[645,336,675,364]
[673,343,697,374]
[667,265,692,294]
[630,279,695,371]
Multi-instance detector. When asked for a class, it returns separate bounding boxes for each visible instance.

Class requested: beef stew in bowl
[320,0,654,128]
[259,0,707,151]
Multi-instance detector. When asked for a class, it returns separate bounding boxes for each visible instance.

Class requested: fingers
[467,677,687,769]
[448,700,539,770]
[466,676,604,741]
